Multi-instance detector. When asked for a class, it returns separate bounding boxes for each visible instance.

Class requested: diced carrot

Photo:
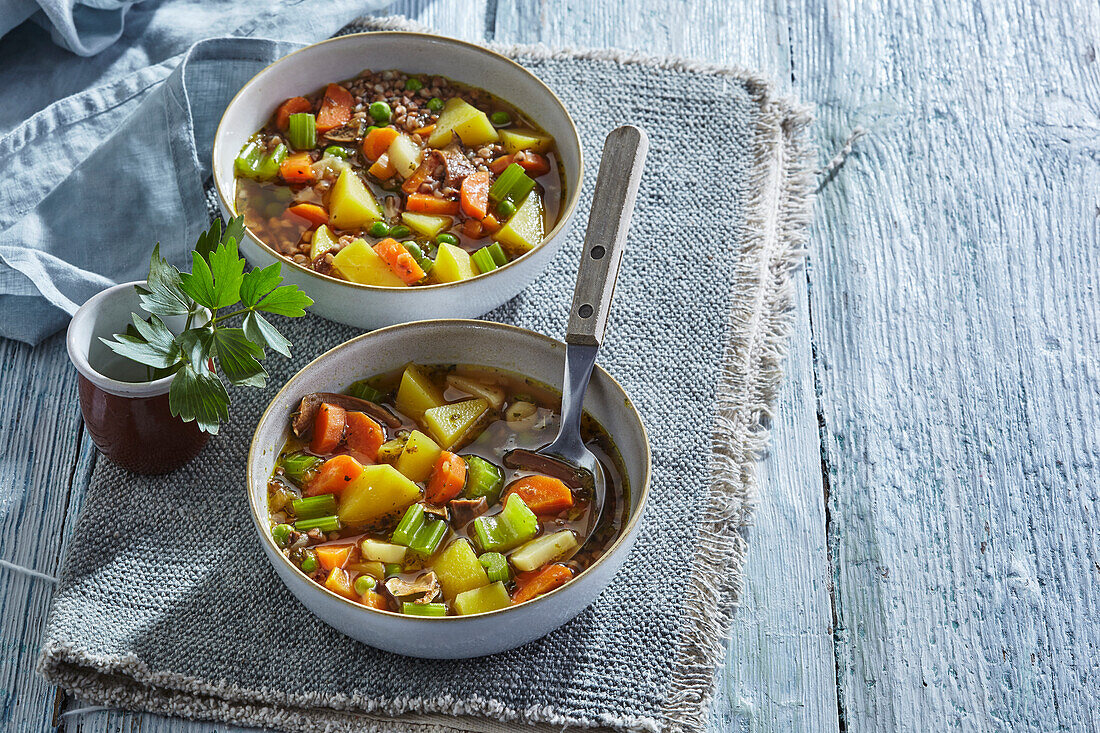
[316,544,354,572]
[373,238,425,285]
[460,170,491,219]
[401,157,434,194]
[304,454,364,497]
[362,126,399,161]
[315,83,353,132]
[425,451,467,504]
[489,155,514,174]
[280,152,315,184]
[462,217,486,239]
[503,475,574,516]
[310,402,346,454]
[480,214,501,234]
[345,411,385,462]
[288,203,328,227]
[368,152,396,180]
[359,589,389,610]
[324,567,359,600]
[515,152,551,176]
[406,194,460,215]
[412,124,436,136]
[276,96,312,131]
[512,563,574,604]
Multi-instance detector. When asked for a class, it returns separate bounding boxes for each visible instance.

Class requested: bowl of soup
[246,320,650,657]
[213,33,583,330]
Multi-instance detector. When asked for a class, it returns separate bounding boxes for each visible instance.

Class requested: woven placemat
[39,16,814,733]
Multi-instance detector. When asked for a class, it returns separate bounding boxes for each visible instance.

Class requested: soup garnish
[234,69,564,287]
[267,364,626,616]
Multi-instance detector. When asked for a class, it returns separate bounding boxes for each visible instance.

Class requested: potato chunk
[332,239,407,287]
[428,98,499,148]
[337,464,421,525]
[499,128,554,154]
[433,539,489,602]
[395,364,446,420]
[387,133,423,178]
[329,169,382,228]
[394,430,443,482]
[423,398,489,449]
[492,190,544,254]
[401,212,453,238]
[432,243,477,283]
[454,581,512,615]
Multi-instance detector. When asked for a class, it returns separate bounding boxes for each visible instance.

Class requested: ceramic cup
[66,281,209,474]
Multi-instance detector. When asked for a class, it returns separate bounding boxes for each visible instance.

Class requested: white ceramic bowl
[247,320,650,658]
[213,33,583,330]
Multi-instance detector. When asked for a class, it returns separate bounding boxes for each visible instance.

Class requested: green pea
[354,575,377,595]
[365,125,380,135]
[271,524,293,548]
[427,97,444,112]
[384,562,403,577]
[435,232,459,246]
[300,552,319,574]
[405,77,424,92]
[369,221,390,237]
[389,225,412,239]
[323,145,349,158]
[490,111,512,127]
[497,200,517,217]
[369,101,392,123]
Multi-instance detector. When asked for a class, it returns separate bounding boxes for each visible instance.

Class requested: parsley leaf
[138,245,191,317]
[100,313,181,369]
[213,327,268,388]
[243,311,292,358]
[179,251,217,308]
[256,284,314,317]
[169,362,230,435]
[239,262,282,307]
[208,238,246,308]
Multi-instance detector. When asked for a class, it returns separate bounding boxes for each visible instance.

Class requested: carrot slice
[276,96,312,131]
[304,454,364,497]
[310,403,346,454]
[503,475,574,516]
[406,193,460,215]
[368,152,397,180]
[288,203,328,227]
[315,83,353,132]
[324,567,359,600]
[512,563,573,604]
[425,451,467,504]
[460,171,491,219]
[412,124,436,136]
[359,589,389,610]
[480,214,501,234]
[461,217,486,239]
[316,544,354,572]
[401,157,434,194]
[280,152,315,184]
[345,411,385,463]
[515,152,551,176]
[362,127,399,161]
[489,155,513,174]
[373,238,425,285]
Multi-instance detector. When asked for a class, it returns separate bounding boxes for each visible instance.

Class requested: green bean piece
[496,200,517,218]
[293,515,342,533]
[435,232,459,246]
[389,224,412,239]
[324,145,350,158]
[348,379,386,403]
[368,221,390,237]
[402,602,447,616]
[353,575,377,595]
[427,97,444,112]
[271,523,293,548]
[282,452,323,484]
[490,111,511,127]
[300,551,319,573]
[292,493,337,520]
[405,77,424,91]
[369,101,392,123]
[478,552,511,583]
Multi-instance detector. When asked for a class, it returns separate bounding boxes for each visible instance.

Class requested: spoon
[505,124,649,551]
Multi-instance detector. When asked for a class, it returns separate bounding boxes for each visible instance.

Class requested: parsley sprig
[102,217,313,434]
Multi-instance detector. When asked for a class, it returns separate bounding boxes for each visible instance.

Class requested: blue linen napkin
[0,0,389,345]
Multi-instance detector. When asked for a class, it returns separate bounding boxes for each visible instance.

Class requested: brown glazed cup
[66,281,208,474]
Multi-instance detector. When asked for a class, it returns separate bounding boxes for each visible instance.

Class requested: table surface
[4,1,1098,731]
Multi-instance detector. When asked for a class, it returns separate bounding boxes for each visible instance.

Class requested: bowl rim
[246,318,652,621]
[212,31,584,293]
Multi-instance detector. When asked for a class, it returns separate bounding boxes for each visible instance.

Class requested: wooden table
[3,1,1097,730]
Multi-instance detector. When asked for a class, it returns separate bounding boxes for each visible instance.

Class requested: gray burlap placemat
[38,17,814,733]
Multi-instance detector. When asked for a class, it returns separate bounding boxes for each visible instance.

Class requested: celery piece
[287,113,316,150]
[254,143,288,181]
[234,138,265,178]
[294,515,341,533]
[464,456,504,504]
[488,163,535,204]
[392,504,426,546]
[478,552,511,583]
[409,519,447,556]
[281,452,323,485]
[471,248,498,275]
[347,379,386,403]
[487,242,508,267]
[402,602,447,617]
[471,494,538,552]
[291,493,336,520]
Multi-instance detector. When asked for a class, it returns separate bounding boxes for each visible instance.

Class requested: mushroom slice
[292,392,401,437]
[503,449,593,490]
[385,572,441,604]
[448,497,488,527]
[322,124,360,143]
[440,143,476,187]
[420,502,449,521]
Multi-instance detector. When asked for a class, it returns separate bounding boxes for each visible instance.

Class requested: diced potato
[492,190,544,254]
[394,430,443,482]
[509,530,578,572]
[395,364,446,420]
[309,224,338,260]
[428,98,499,148]
[337,464,422,525]
[433,539,489,602]
[446,374,505,410]
[387,133,423,178]
[345,560,386,579]
[329,169,382,228]
[423,398,489,449]
[332,239,408,287]
[359,538,407,564]
[401,211,453,238]
[454,581,511,615]
[499,128,554,154]
[432,243,477,283]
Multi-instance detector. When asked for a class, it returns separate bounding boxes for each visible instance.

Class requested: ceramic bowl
[246,320,650,658]
[213,32,583,330]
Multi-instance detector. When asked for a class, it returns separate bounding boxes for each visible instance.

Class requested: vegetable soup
[266,364,627,616]
[234,69,564,288]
